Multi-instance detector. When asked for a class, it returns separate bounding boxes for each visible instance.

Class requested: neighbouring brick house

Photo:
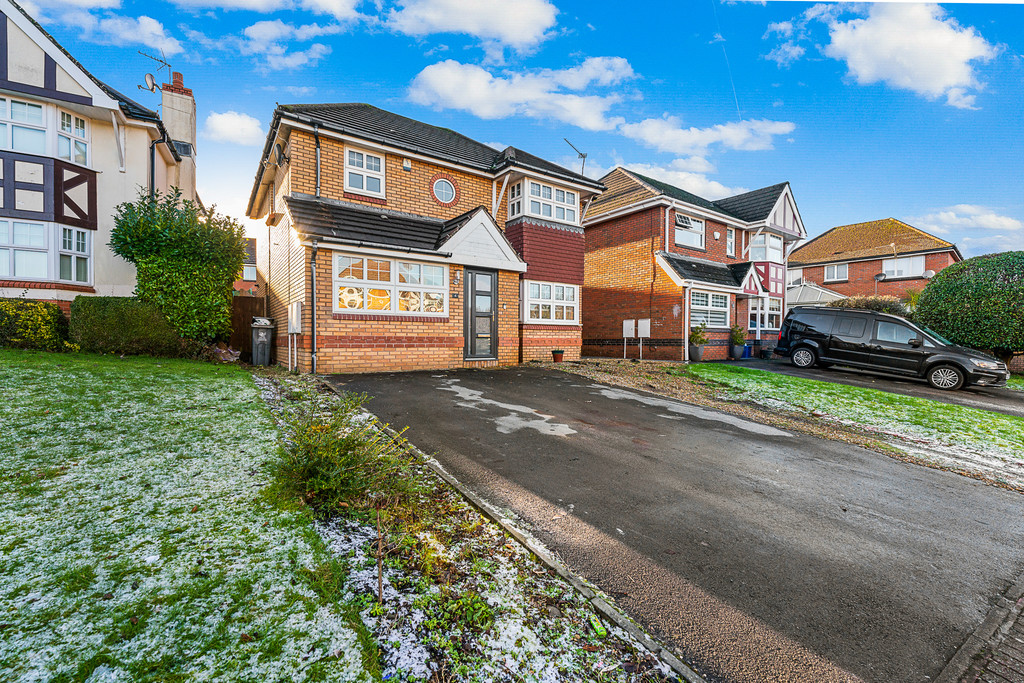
[787,218,962,299]
[233,237,258,294]
[0,0,199,314]
[582,168,805,361]
[245,103,604,373]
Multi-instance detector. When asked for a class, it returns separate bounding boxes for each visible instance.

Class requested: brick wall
[798,251,956,298]
[520,325,583,362]
[287,130,505,223]
[280,249,521,373]
[667,210,747,264]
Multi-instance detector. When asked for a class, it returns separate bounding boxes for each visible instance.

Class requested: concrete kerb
[934,573,1024,683]
[319,379,708,683]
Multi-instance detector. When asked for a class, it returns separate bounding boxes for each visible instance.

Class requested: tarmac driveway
[331,367,1024,683]
[726,358,1024,418]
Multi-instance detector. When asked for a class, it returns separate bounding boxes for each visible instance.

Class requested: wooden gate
[230,295,267,361]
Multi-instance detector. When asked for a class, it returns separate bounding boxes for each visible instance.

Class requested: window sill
[823,279,848,284]
[522,322,582,329]
[0,279,94,292]
[673,245,706,253]
[332,313,449,323]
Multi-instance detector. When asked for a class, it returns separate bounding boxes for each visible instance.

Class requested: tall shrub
[916,251,1024,362]
[110,190,247,342]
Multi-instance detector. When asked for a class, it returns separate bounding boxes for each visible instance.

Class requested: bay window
[749,298,783,330]
[345,148,385,197]
[509,180,577,225]
[882,255,925,278]
[334,253,447,315]
[524,281,578,323]
[58,227,89,283]
[690,290,729,327]
[674,214,705,249]
[750,233,784,262]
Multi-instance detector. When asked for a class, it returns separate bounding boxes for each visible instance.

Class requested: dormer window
[674,214,705,249]
[345,147,385,197]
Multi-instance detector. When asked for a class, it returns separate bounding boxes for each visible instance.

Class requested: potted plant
[688,323,708,362]
[551,349,564,363]
[729,324,747,360]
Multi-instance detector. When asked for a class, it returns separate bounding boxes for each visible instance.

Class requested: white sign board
[287,301,302,334]
[637,318,651,338]
[622,319,635,338]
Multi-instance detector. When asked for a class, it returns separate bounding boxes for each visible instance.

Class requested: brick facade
[796,251,957,298]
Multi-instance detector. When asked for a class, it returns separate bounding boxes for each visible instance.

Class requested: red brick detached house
[583,168,806,361]
[787,218,961,299]
[245,104,603,373]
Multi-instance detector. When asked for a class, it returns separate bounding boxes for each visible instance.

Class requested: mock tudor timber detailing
[248,103,604,373]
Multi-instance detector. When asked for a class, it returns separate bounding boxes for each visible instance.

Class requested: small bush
[688,323,709,346]
[827,295,908,317]
[0,299,76,352]
[70,297,184,356]
[275,393,419,516]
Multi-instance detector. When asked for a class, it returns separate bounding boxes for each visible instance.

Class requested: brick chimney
[160,71,197,200]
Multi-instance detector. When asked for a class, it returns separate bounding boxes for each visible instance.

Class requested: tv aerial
[137,50,171,93]
[564,138,587,176]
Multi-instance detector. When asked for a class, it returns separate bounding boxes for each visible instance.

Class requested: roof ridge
[892,217,954,247]
[617,167,662,196]
[717,181,789,203]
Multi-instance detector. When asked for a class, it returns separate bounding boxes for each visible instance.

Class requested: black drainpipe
[149,130,168,199]
[313,123,321,198]
[310,239,318,374]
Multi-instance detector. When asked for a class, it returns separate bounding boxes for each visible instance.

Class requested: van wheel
[927,365,964,390]
[791,347,817,369]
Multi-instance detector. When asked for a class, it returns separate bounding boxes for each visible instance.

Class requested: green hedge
[827,295,909,317]
[69,296,184,356]
[0,299,75,352]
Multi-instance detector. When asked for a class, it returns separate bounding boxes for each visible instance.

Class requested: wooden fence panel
[230,296,267,361]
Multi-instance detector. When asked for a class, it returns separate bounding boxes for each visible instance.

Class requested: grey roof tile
[712,183,788,223]
[658,251,748,288]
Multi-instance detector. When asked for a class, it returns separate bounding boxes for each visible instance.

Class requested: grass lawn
[684,363,1024,468]
[1008,375,1023,392]
[0,350,370,681]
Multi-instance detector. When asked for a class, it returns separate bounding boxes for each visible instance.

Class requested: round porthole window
[433,178,456,204]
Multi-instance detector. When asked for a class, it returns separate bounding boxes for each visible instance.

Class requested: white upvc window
[518,180,577,224]
[749,297,783,330]
[726,227,736,257]
[883,255,926,279]
[674,214,705,249]
[242,265,257,281]
[824,263,848,282]
[58,226,89,283]
[345,148,385,197]
[524,280,578,324]
[333,253,447,316]
[0,97,46,156]
[787,268,803,286]
[750,232,784,262]
[58,110,89,166]
[690,290,729,327]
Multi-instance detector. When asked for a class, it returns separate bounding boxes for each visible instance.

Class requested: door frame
[464,268,498,360]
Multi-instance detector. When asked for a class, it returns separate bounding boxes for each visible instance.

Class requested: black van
[774,306,1009,390]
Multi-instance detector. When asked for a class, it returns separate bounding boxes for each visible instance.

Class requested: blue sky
[21,0,1024,256]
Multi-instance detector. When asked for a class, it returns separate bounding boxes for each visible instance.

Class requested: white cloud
[408,58,637,131]
[823,3,998,109]
[625,161,747,201]
[766,41,804,67]
[264,43,331,70]
[168,0,361,21]
[192,20,340,70]
[59,11,183,55]
[388,0,557,52]
[912,205,1023,235]
[203,111,265,146]
[957,234,1020,258]
[619,115,796,156]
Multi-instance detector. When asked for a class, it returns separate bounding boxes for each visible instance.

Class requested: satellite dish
[874,273,887,282]
[922,269,936,279]
[274,143,289,166]
[144,73,157,92]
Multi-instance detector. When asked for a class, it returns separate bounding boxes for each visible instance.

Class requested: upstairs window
[0,98,46,155]
[519,181,577,224]
[726,228,736,257]
[674,214,705,249]
[883,255,926,279]
[787,268,803,286]
[345,148,385,197]
[750,233,784,262]
[508,181,523,218]
[824,263,848,282]
[58,111,88,166]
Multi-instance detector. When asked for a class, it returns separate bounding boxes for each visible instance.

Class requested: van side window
[834,316,867,338]
[790,312,835,335]
[876,321,916,344]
